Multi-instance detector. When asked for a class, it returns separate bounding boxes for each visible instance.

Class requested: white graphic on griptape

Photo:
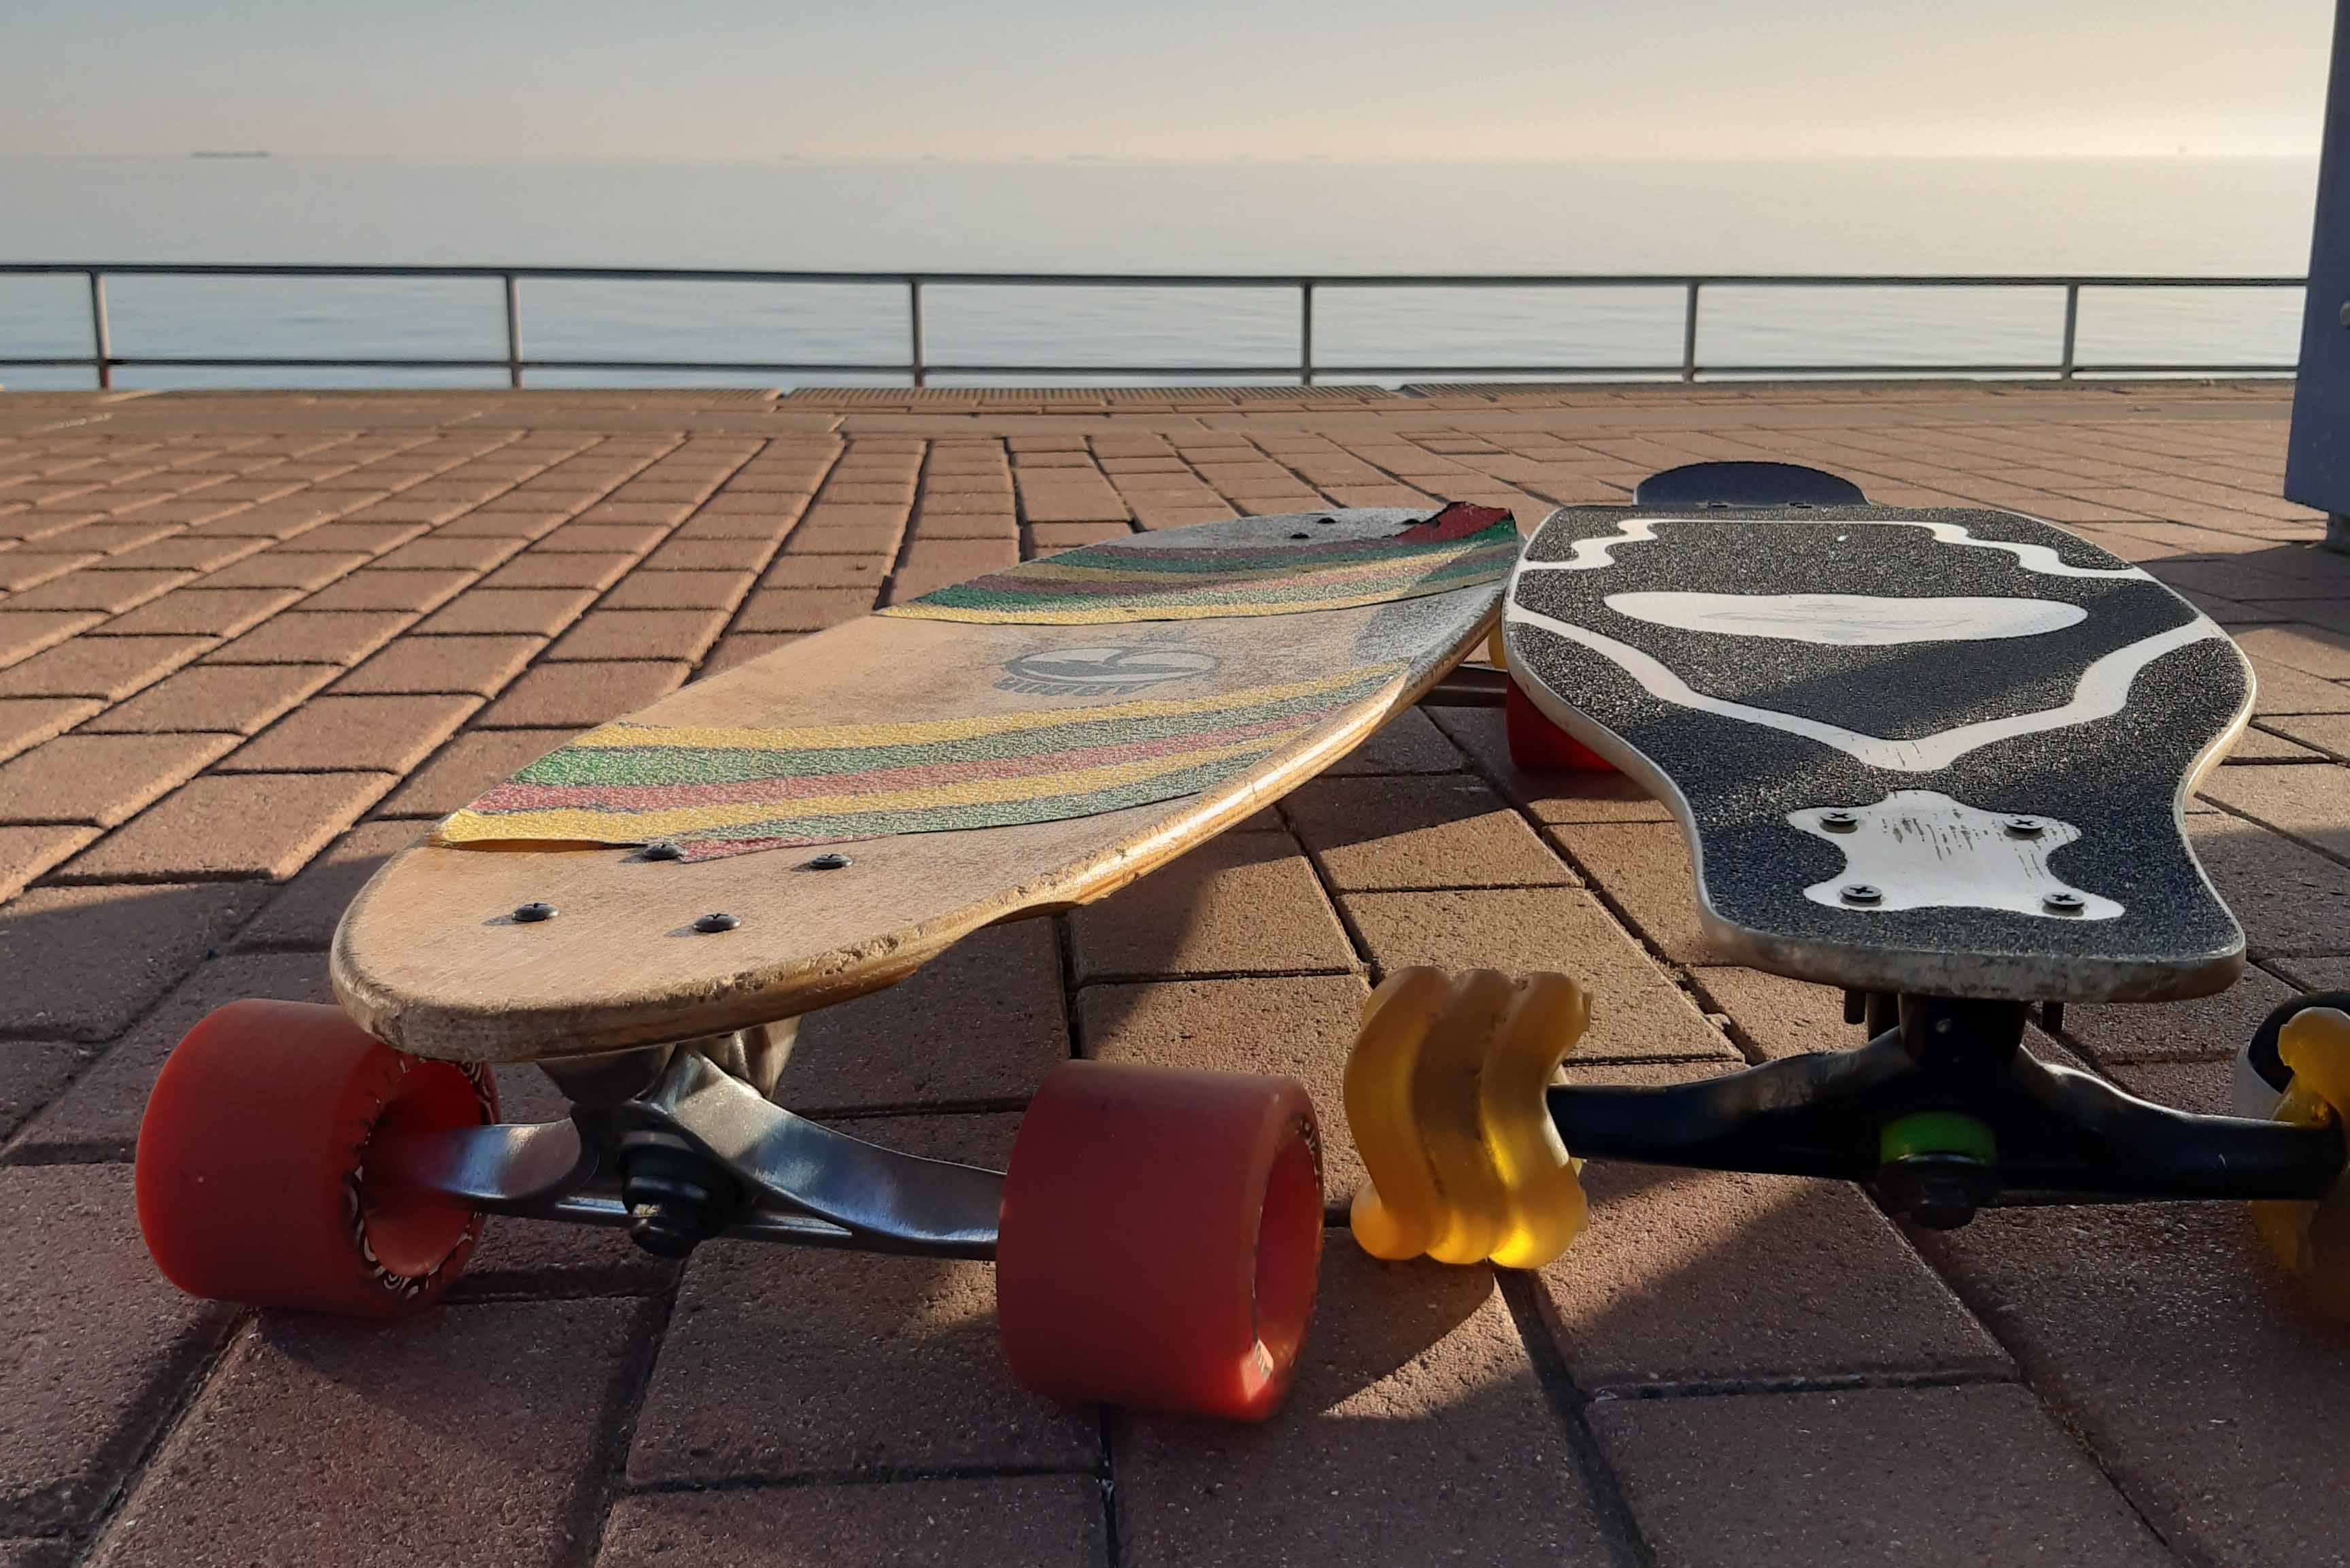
[1515,516,2148,580]
[1505,604,2224,772]
[1789,791,2122,919]
[1603,592,2086,646]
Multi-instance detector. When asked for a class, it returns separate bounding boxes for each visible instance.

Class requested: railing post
[503,273,524,389]
[88,271,112,390]
[1300,280,1315,386]
[908,279,926,388]
[2059,282,2081,380]
[1681,280,1701,382]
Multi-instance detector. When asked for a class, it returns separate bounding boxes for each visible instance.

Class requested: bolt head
[803,852,853,871]
[692,911,741,934]
[2044,890,2085,914]
[1820,809,1860,832]
[1840,882,1883,905]
[2339,300,2350,328]
[641,841,683,862]
[511,900,556,923]
[2003,815,2045,838]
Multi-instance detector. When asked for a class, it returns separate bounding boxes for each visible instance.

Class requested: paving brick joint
[1,380,2345,1567]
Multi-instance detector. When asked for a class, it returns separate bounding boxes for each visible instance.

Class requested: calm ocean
[0,156,2321,390]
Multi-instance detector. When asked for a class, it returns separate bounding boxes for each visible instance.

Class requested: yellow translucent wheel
[2251,1005,2350,1317]
[1345,967,1590,1270]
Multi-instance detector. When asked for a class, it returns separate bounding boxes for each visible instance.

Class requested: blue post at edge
[2287,0,2350,551]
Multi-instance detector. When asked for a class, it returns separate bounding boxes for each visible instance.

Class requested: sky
[0,0,2337,162]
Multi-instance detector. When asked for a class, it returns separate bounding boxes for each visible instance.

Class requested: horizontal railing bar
[0,262,2306,288]
[3,356,2298,377]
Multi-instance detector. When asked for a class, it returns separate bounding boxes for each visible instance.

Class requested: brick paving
[0,379,2345,1567]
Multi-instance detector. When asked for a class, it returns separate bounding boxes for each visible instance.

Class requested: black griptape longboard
[1507,477,2253,1003]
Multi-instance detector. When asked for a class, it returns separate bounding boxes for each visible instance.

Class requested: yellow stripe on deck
[435,733,1291,843]
[555,667,1401,752]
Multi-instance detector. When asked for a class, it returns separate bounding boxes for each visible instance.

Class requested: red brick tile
[729,587,873,633]
[1078,973,1373,1190]
[475,662,685,729]
[436,507,574,539]
[333,493,479,526]
[411,586,599,637]
[1691,964,1858,1059]
[12,949,332,1162]
[628,1116,1095,1485]
[0,882,267,1040]
[574,499,694,528]
[88,534,265,573]
[1027,522,1132,551]
[1544,820,1716,964]
[1341,887,1734,1060]
[295,566,475,615]
[638,537,775,573]
[369,534,527,573]
[596,569,755,611]
[782,522,905,555]
[0,611,107,667]
[1919,1202,2350,1567]
[755,554,887,592]
[0,551,99,593]
[479,551,638,591]
[2187,811,2350,955]
[0,1039,85,1141]
[330,634,541,697]
[680,636,791,685]
[1594,1385,2168,1568]
[220,693,478,773]
[0,697,99,761]
[1068,831,1356,982]
[1284,774,1573,891]
[2056,963,2300,1064]
[594,1478,1104,1568]
[1539,1064,2006,1388]
[5,722,232,823]
[233,819,421,951]
[0,1167,237,1537]
[775,922,1066,1111]
[273,519,429,555]
[1323,706,1464,775]
[59,772,393,883]
[92,1300,643,1568]
[375,728,570,817]
[201,610,410,667]
[533,521,669,554]
[546,607,730,662]
[0,824,97,901]
[1116,1245,1608,1567]
[97,587,303,638]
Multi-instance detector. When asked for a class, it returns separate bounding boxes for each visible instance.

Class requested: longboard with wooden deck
[133,501,1521,1423]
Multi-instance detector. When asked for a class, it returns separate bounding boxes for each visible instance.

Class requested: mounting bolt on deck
[2044,890,2085,915]
[1840,883,1883,905]
[2003,815,2045,838]
[803,852,853,870]
[641,842,683,862]
[693,912,741,934]
[1820,809,1860,832]
[511,901,556,923]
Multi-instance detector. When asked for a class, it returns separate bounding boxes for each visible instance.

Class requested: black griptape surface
[1508,504,2252,1002]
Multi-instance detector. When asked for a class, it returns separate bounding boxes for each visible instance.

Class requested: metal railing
[0,262,2306,390]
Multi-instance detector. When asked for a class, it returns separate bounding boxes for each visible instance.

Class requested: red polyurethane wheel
[1505,680,1616,772]
[135,999,498,1319]
[996,1061,1323,1422]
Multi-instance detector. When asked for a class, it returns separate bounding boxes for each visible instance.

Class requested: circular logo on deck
[996,645,1220,696]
